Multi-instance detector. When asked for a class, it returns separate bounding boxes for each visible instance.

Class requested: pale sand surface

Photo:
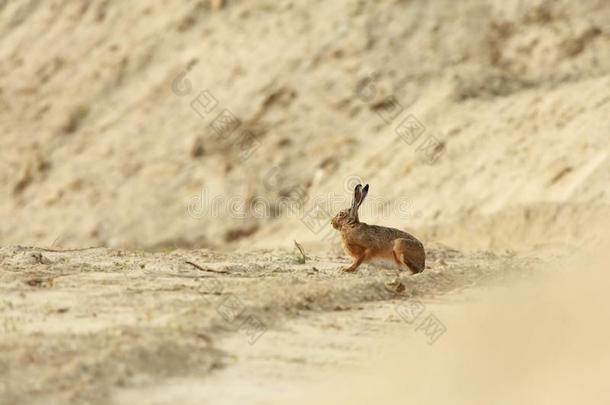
[1,245,534,403]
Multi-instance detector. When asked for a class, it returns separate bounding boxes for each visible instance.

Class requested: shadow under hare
[331,184,425,275]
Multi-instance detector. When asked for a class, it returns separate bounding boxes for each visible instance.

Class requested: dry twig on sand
[294,240,308,264]
[185,260,230,274]
[36,246,102,253]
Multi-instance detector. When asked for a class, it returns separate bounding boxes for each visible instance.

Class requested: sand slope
[1,0,608,251]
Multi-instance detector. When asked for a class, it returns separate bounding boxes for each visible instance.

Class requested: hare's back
[353,223,417,248]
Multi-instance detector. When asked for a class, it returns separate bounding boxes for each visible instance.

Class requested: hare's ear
[358,184,369,209]
[351,184,362,214]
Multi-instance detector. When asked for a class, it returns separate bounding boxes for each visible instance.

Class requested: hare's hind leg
[393,238,425,274]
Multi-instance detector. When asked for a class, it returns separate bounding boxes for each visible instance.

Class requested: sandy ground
[0,244,536,404]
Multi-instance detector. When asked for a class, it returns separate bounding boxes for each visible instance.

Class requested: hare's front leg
[342,244,366,273]
[342,254,364,273]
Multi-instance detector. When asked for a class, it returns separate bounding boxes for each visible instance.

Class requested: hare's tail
[394,237,425,273]
[404,256,424,274]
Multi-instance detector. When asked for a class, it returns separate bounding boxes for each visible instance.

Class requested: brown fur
[331,184,425,274]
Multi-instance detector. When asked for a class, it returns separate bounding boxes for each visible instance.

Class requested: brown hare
[331,184,425,275]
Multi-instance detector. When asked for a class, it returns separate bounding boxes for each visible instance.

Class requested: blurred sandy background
[0,0,609,404]
[308,235,610,405]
